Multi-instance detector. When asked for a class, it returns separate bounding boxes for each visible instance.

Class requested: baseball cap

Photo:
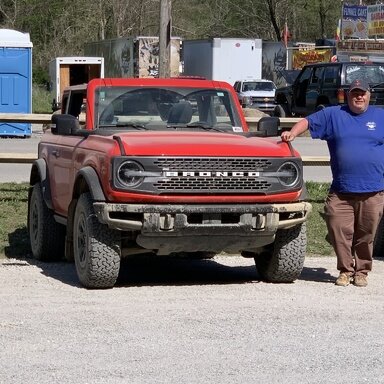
[349,79,370,92]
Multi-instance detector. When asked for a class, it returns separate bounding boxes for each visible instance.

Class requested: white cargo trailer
[49,56,104,110]
[182,38,262,85]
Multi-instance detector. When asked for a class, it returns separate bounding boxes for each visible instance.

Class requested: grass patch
[32,84,52,114]
[305,181,334,256]
[0,183,30,258]
[0,182,333,259]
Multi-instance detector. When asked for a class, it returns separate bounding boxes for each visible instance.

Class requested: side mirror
[257,116,280,137]
[51,114,80,135]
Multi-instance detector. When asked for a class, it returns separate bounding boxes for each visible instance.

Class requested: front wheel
[73,193,121,289]
[255,223,307,283]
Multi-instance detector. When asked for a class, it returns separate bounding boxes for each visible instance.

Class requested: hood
[241,90,275,98]
[114,131,295,157]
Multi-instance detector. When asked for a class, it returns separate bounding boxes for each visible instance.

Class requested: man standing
[281,79,384,287]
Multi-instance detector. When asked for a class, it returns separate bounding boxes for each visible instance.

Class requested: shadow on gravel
[299,266,336,283]
[3,253,349,288]
[5,227,31,259]
[4,254,260,288]
[19,257,80,287]
[116,256,260,287]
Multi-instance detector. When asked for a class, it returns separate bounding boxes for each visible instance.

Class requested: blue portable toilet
[0,29,33,137]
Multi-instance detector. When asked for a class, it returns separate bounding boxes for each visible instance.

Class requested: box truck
[84,36,181,78]
[182,38,262,85]
[49,56,104,110]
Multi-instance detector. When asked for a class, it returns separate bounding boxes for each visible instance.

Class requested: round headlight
[117,161,144,187]
[277,162,299,187]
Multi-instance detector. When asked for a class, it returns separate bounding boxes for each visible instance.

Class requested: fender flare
[76,166,106,201]
[29,158,54,210]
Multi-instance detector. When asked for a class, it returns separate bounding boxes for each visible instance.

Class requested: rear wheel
[255,223,307,283]
[73,193,121,289]
[28,183,65,261]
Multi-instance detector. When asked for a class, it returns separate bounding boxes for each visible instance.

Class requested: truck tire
[73,193,121,289]
[255,223,306,283]
[28,183,65,261]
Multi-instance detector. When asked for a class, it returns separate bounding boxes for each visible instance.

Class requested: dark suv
[274,62,384,117]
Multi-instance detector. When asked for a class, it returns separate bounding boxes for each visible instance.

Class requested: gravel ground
[1,255,384,384]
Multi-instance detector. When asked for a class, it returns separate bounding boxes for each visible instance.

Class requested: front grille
[112,156,303,195]
[251,97,274,103]
[155,177,271,191]
[154,158,272,170]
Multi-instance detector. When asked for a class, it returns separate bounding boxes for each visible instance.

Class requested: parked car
[28,77,311,288]
[233,79,277,114]
[274,62,384,117]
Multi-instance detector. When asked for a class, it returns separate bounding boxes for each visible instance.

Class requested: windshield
[345,64,384,85]
[242,82,276,92]
[94,86,244,132]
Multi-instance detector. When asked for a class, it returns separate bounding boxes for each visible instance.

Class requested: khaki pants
[324,191,384,276]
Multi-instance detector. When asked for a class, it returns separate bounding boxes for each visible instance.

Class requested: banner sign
[292,49,333,70]
[367,4,384,37]
[342,4,368,39]
[337,39,384,52]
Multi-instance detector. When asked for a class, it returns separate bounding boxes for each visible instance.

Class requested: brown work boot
[353,275,368,287]
[335,273,351,286]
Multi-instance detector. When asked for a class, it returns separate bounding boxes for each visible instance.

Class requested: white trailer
[182,38,262,85]
[49,56,104,110]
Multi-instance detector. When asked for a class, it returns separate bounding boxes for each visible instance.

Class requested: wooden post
[159,0,171,78]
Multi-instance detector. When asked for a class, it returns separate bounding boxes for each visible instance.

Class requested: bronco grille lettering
[164,171,260,177]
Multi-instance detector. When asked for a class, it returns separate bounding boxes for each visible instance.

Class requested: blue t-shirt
[307,105,384,193]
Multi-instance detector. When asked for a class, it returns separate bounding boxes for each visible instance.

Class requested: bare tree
[0,0,18,28]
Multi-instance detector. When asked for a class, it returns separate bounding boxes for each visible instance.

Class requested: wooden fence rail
[0,113,330,165]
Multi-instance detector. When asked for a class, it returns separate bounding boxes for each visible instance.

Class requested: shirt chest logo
[366,121,376,130]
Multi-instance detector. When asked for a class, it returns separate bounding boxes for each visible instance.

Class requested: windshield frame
[93,85,244,132]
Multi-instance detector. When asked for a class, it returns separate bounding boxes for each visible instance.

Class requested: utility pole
[159,0,171,78]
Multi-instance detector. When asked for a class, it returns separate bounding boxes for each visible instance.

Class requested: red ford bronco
[28,77,311,288]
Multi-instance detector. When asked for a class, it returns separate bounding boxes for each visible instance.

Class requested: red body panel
[40,129,301,215]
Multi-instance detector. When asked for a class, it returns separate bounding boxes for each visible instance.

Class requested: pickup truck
[28,77,311,288]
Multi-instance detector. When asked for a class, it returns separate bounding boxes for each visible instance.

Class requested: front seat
[167,101,193,124]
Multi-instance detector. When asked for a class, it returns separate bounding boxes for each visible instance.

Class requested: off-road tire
[73,193,121,289]
[255,223,306,283]
[28,183,65,261]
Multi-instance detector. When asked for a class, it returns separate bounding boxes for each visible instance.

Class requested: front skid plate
[93,201,312,232]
